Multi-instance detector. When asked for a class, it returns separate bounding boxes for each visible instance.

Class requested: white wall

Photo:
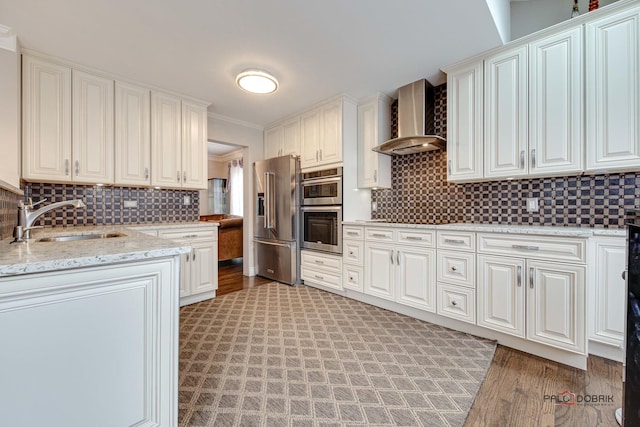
[485,0,512,43]
[511,0,620,40]
[207,113,263,276]
[0,26,22,193]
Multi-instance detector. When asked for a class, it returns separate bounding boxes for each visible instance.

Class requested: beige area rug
[178,282,496,427]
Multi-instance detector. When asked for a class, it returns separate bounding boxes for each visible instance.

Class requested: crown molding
[207,112,263,131]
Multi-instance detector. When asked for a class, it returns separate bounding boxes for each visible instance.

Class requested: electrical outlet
[183,196,191,205]
[372,201,377,213]
[123,200,138,208]
[526,198,539,212]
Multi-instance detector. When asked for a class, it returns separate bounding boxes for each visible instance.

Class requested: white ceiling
[208,141,239,156]
[1,0,505,128]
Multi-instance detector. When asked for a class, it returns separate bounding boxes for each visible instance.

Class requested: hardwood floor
[465,345,622,427]
[217,258,271,296]
[213,266,623,426]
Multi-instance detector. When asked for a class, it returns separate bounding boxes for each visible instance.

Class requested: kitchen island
[0,225,191,427]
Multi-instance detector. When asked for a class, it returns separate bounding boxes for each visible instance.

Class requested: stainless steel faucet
[11,198,86,243]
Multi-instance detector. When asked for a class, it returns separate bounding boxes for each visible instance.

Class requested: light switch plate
[183,196,191,205]
[123,200,138,208]
[526,198,539,212]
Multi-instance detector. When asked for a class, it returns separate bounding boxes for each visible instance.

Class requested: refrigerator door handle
[254,239,291,249]
[264,172,276,229]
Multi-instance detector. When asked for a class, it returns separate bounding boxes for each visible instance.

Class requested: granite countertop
[343,220,626,238]
[132,221,219,230]
[0,224,201,277]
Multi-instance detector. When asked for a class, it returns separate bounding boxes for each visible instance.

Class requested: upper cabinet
[484,45,528,179]
[22,52,209,189]
[22,55,72,182]
[300,98,349,169]
[357,94,391,189]
[446,61,484,182]
[151,93,208,190]
[23,56,114,185]
[115,82,151,186]
[586,6,640,172]
[445,2,638,182]
[264,117,300,159]
[529,27,583,176]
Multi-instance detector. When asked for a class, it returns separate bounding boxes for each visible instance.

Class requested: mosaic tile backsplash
[0,187,23,240]
[14,183,200,228]
[371,84,640,228]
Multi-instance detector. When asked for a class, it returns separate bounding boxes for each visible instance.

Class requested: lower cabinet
[0,258,179,427]
[363,227,436,313]
[477,254,586,354]
[136,224,218,306]
[301,250,343,291]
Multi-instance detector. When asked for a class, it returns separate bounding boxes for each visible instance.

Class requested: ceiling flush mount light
[236,69,278,94]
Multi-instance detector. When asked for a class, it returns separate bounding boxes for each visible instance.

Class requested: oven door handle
[300,205,342,212]
[301,176,342,185]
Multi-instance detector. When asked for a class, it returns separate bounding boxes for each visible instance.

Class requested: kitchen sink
[38,232,127,242]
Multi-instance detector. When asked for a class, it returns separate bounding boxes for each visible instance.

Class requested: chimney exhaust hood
[372,79,445,156]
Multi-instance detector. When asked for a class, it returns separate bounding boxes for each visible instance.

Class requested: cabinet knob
[177,171,181,182]
[349,251,354,256]
[183,172,187,183]
[451,300,458,306]
[451,266,457,272]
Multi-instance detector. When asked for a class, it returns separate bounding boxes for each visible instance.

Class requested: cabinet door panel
[358,101,376,187]
[181,101,208,189]
[484,45,528,178]
[529,27,583,176]
[319,101,342,165]
[264,126,283,159]
[72,70,114,184]
[527,261,585,353]
[586,8,640,171]
[191,242,217,294]
[300,110,320,168]
[364,244,394,300]
[115,82,150,186]
[447,61,484,181]
[151,92,182,188]
[22,55,72,181]
[282,118,300,156]
[477,255,525,338]
[396,247,436,312]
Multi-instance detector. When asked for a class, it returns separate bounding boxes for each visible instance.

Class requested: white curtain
[228,159,243,216]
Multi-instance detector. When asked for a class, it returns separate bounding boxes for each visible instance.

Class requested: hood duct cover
[372,79,446,156]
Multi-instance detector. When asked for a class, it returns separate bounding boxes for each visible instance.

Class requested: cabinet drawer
[343,265,363,292]
[397,229,435,247]
[343,240,364,266]
[477,233,586,264]
[437,283,476,324]
[301,250,342,273]
[437,250,475,288]
[365,227,394,242]
[301,266,342,290]
[437,231,475,251]
[343,226,364,240]
[158,228,215,242]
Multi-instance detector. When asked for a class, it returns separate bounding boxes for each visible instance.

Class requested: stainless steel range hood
[372,79,446,156]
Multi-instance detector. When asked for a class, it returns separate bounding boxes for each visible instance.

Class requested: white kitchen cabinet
[484,45,528,179]
[156,225,218,306]
[529,27,583,176]
[115,81,151,186]
[22,55,72,182]
[301,250,343,291]
[300,97,350,169]
[72,70,114,184]
[586,7,640,172]
[357,93,391,189]
[588,237,626,358]
[151,93,207,190]
[477,233,586,354]
[342,225,364,292]
[445,61,484,182]
[364,227,436,311]
[181,100,208,189]
[264,117,300,159]
[0,258,179,427]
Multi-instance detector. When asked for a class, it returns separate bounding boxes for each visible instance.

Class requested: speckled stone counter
[0,224,198,277]
[342,221,626,238]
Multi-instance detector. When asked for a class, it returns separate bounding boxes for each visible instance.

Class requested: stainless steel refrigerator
[253,155,300,285]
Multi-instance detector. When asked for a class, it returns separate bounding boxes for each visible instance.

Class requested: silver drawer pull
[372,233,387,238]
[314,275,324,280]
[512,245,540,251]
[517,266,522,287]
[192,251,196,261]
[529,267,534,289]
[347,232,359,236]
[183,234,198,238]
[405,236,423,241]
[315,260,324,265]
[444,239,465,244]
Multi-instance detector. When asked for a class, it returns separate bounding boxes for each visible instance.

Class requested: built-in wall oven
[300,167,342,254]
